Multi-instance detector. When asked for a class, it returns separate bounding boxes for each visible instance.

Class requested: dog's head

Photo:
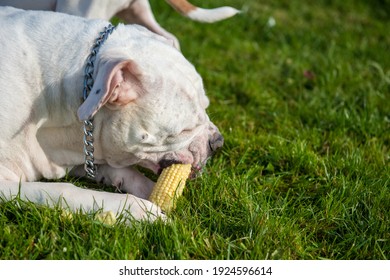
[77,24,223,175]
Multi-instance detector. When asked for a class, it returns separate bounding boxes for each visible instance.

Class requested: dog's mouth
[157,159,204,179]
[158,159,181,171]
[138,130,223,179]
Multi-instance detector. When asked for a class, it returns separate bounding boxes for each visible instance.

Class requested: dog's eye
[179,128,196,138]
[166,128,193,143]
[181,128,192,134]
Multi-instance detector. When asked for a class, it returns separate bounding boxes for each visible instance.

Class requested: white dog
[0,0,240,49]
[0,7,223,222]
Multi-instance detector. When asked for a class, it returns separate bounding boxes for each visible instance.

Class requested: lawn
[0,0,389,259]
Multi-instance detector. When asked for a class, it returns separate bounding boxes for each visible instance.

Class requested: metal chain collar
[83,24,116,179]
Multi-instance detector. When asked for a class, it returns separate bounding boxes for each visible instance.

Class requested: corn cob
[149,163,191,212]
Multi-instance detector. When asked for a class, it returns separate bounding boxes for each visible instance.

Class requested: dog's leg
[70,165,155,199]
[0,181,165,222]
[115,0,180,49]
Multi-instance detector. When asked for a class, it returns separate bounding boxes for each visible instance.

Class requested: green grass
[1,0,389,259]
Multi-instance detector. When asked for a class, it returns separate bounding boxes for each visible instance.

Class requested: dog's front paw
[121,197,166,223]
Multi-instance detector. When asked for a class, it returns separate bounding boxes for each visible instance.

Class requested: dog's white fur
[0,0,240,49]
[0,7,223,223]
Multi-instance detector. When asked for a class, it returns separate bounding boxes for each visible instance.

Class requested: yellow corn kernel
[60,209,73,221]
[149,164,191,212]
[95,211,116,225]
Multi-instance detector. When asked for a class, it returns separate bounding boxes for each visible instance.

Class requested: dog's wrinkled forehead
[154,63,209,109]
[137,61,210,136]
[142,49,209,107]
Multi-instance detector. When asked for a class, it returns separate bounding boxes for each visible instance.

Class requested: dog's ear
[77,60,142,121]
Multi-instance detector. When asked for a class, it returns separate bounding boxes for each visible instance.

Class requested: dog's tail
[166,0,240,23]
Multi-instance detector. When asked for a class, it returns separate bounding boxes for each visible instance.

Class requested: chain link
[83,24,116,179]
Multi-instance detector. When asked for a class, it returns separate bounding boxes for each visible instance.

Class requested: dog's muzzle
[158,132,224,175]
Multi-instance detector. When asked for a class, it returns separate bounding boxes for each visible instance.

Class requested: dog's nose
[209,132,224,153]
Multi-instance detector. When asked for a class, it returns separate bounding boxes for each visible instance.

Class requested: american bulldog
[0,0,240,49]
[0,7,223,222]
